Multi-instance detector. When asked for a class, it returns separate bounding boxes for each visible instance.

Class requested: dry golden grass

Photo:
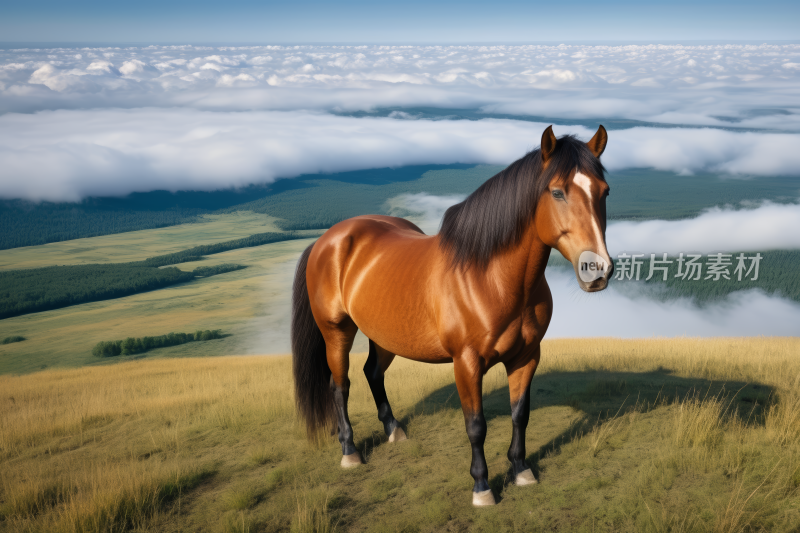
[1,337,799,532]
[0,213,284,271]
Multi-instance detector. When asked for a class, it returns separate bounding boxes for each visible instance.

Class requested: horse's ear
[541,125,557,164]
[587,125,608,158]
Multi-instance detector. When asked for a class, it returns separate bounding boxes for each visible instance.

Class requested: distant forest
[0,166,468,250]
[4,166,800,250]
[0,201,202,250]
[0,230,313,320]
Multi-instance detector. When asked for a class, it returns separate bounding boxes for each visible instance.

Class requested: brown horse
[291,125,612,506]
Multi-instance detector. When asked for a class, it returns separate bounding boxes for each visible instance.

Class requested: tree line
[0,229,319,320]
[141,232,310,267]
[92,330,224,357]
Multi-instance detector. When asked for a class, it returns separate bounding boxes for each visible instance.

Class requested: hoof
[340,452,363,468]
[515,469,538,486]
[472,489,496,507]
[388,426,407,443]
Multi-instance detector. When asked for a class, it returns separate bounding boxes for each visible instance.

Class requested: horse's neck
[479,220,551,300]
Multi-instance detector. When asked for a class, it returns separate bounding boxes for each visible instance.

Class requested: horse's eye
[552,189,565,200]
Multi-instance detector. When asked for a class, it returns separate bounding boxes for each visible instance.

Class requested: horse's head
[534,125,613,292]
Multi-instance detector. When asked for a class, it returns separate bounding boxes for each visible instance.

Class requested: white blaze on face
[573,171,594,200]
[573,171,611,271]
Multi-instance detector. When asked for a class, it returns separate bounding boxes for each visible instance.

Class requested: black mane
[439,135,605,269]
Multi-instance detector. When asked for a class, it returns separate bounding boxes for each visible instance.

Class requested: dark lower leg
[465,412,490,493]
[330,377,357,456]
[364,341,399,436]
[508,387,531,476]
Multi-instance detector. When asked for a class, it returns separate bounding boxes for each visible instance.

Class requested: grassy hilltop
[2,338,799,532]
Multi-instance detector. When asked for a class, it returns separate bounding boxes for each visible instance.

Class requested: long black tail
[291,243,335,438]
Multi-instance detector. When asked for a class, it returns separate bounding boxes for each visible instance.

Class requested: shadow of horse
[356,368,772,499]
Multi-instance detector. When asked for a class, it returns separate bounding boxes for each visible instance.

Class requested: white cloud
[119,59,147,77]
[28,63,87,92]
[603,127,800,176]
[86,60,116,74]
[545,269,800,338]
[607,202,800,255]
[215,73,255,87]
[386,193,465,234]
[248,55,272,65]
[521,69,580,88]
[200,62,225,72]
[2,110,800,202]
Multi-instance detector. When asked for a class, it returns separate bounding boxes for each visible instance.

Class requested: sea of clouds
[2,43,800,129]
[2,44,800,202]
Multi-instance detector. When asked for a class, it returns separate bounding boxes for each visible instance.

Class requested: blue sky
[1,0,799,43]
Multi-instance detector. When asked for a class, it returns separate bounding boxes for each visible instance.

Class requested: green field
[5,164,800,249]
[0,229,318,320]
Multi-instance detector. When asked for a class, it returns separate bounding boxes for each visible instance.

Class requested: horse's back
[307,215,448,360]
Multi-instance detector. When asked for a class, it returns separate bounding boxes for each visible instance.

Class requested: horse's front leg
[453,356,494,506]
[504,347,541,486]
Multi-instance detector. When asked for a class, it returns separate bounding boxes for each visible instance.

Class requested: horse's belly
[343,249,449,362]
[349,289,450,361]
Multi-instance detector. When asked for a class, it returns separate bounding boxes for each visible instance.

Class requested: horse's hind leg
[322,319,362,467]
[364,340,407,443]
[504,348,541,486]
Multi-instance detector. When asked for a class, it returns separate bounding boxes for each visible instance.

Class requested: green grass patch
[1,335,25,344]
